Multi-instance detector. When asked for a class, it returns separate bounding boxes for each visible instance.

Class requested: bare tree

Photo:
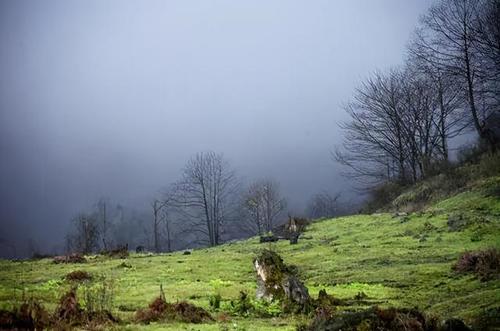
[335,0,499,189]
[159,188,178,252]
[399,67,454,179]
[162,208,173,252]
[407,43,465,161]
[474,0,500,109]
[306,192,341,219]
[335,67,461,185]
[151,200,164,253]
[175,152,239,246]
[67,213,100,254]
[335,70,410,185]
[97,198,109,251]
[413,0,495,147]
[151,192,176,253]
[242,179,286,235]
[474,0,500,149]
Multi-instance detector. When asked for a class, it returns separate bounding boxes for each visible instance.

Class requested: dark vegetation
[102,244,129,259]
[52,253,86,264]
[335,0,500,190]
[135,287,213,324]
[53,287,117,329]
[366,150,500,213]
[0,298,49,331]
[0,286,117,330]
[64,270,92,282]
[453,248,500,282]
[299,306,472,331]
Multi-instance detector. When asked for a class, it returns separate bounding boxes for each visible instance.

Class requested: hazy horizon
[0,0,433,256]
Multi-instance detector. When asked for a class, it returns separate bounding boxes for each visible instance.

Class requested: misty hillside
[1,156,498,330]
[1,0,500,329]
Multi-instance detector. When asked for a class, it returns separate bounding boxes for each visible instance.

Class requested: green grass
[1,177,499,330]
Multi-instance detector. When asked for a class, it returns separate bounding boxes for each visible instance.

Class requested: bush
[228,291,281,318]
[209,293,221,310]
[135,295,213,324]
[102,244,129,259]
[392,166,472,212]
[365,182,407,213]
[0,298,49,330]
[476,152,500,178]
[80,275,116,315]
[53,276,118,328]
[53,253,86,264]
[457,143,487,164]
[453,248,500,281]
[65,270,92,282]
[299,306,440,331]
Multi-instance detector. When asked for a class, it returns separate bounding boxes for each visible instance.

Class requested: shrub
[229,291,253,317]
[453,248,500,281]
[102,244,129,259]
[53,282,117,329]
[209,293,221,310]
[80,275,116,315]
[300,306,437,331]
[54,287,83,324]
[135,296,213,324]
[65,270,92,282]
[53,253,86,264]
[364,182,406,213]
[392,167,470,212]
[471,307,500,331]
[228,291,281,318]
[457,143,487,164]
[0,298,49,330]
[476,152,500,178]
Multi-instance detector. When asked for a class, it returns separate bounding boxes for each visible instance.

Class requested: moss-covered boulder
[253,249,310,311]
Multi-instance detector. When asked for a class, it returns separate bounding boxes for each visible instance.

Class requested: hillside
[0,176,499,330]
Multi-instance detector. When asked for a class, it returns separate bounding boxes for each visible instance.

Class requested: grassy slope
[0,177,499,330]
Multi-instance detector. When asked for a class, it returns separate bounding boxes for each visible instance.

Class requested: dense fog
[0,0,433,257]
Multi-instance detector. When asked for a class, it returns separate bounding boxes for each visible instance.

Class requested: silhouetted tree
[335,70,410,184]
[413,0,496,147]
[97,198,109,251]
[67,213,100,254]
[242,179,286,235]
[306,192,341,219]
[175,152,239,246]
[151,199,166,253]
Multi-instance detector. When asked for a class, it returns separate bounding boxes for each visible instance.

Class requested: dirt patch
[453,248,500,281]
[52,253,86,264]
[65,270,92,282]
[136,295,213,324]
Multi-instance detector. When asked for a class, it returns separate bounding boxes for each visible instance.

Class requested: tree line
[336,0,500,186]
[65,151,346,255]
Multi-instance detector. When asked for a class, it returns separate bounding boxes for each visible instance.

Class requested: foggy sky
[0,0,432,256]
